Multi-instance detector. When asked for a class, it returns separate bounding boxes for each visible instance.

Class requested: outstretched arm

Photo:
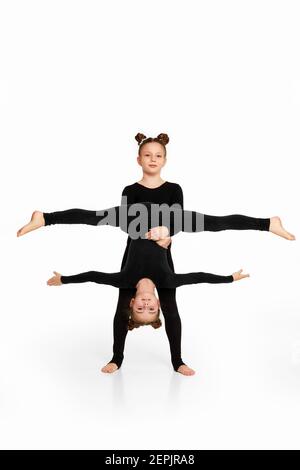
[173,268,249,288]
[47,270,122,287]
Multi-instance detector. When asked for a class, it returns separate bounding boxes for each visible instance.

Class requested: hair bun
[156,133,169,146]
[135,133,147,145]
[151,318,162,329]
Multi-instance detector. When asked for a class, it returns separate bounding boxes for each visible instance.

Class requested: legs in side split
[17,205,295,241]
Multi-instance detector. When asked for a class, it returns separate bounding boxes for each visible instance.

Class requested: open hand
[232,268,250,281]
[47,271,62,286]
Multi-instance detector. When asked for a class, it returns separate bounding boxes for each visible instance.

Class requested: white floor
[1,230,300,449]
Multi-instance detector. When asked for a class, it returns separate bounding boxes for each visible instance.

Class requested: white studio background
[0,0,299,450]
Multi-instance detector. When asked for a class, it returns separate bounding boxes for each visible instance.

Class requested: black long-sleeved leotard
[113,182,185,370]
[43,184,187,370]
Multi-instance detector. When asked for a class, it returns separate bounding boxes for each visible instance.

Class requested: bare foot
[101,363,119,374]
[17,210,45,237]
[269,216,295,241]
[177,365,195,376]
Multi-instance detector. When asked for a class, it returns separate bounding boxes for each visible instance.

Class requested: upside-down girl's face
[137,142,166,175]
[130,293,160,323]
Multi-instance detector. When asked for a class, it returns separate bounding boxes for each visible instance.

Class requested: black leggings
[109,238,185,371]
[44,204,270,234]
[43,205,270,370]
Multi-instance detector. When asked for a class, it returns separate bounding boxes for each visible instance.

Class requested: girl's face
[130,293,160,323]
[137,142,166,175]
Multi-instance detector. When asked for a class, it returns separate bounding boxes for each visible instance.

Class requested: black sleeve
[167,184,183,242]
[119,186,133,269]
[173,272,234,287]
[60,270,122,287]
[118,186,134,269]
[164,184,183,269]
[170,184,184,210]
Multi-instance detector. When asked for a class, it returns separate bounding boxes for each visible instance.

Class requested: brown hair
[135,133,169,157]
[124,306,162,331]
